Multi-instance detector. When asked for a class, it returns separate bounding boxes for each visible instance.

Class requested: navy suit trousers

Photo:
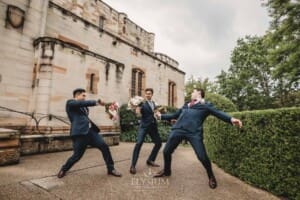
[62,131,114,172]
[131,122,162,167]
[163,129,214,178]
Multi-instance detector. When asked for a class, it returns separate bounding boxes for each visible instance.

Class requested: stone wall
[43,1,185,116]
[0,0,48,126]
[20,132,119,155]
[51,0,155,53]
[0,0,185,158]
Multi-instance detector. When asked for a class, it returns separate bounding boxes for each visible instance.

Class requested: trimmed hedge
[206,92,238,112]
[204,107,300,199]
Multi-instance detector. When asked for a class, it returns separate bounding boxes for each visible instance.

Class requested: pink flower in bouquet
[105,102,119,121]
[127,96,144,110]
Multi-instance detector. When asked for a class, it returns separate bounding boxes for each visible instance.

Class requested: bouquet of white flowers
[105,102,119,122]
[127,96,145,110]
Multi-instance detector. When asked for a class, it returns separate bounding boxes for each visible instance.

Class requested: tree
[217,36,274,110]
[263,0,300,106]
[216,1,300,110]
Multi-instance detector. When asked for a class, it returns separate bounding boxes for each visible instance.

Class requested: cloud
[104,0,270,81]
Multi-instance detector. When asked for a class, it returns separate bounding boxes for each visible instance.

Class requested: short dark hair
[73,88,86,97]
[145,88,154,94]
[195,88,205,98]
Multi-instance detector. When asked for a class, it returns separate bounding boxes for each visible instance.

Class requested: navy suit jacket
[161,102,232,134]
[66,99,100,137]
[140,101,157,128]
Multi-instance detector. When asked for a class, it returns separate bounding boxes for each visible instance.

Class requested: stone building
[0,0,185,162]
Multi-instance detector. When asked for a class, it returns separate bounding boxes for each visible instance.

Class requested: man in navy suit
[57,88,122,178]
[154,88,242,189]
[129,88,162,174]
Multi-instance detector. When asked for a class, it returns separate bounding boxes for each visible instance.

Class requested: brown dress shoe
[209,176,217,189]
[146,160,160,167]
[153,170,171,178]
[129,166,136,174]
[108,169,122,177]
[57,169,66,178]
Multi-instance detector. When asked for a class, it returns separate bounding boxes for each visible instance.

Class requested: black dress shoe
[57,169,66,178]
[108,169,122,177]
[209,176,217,189]
[129,166,136,174]
[146,160,160,167]
[153,170,171,178]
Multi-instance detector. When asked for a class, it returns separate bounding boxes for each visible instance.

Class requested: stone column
[30,0,52,128]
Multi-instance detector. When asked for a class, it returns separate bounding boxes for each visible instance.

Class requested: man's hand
[155,111,161,120]
[170,119,177,125]
[97,99,105,106]
[231,118,242,128]
[135,107,141,116]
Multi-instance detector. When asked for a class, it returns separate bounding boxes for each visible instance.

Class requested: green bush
[120,129,139,142]
[204,107,300,199]
[120,122,171,142]
[119,104,176,142]
[206,92,238,112]
[164,106,179,113]
[119,104,139,132]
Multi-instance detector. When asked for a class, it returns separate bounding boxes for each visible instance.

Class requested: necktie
[189,100,197,107]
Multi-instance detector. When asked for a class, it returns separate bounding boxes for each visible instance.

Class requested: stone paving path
[0,143,279,200]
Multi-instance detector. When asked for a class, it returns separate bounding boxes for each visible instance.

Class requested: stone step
[0,128,20,166]
[20,132,120,155]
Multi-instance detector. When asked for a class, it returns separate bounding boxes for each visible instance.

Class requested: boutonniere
[199,98,205,104]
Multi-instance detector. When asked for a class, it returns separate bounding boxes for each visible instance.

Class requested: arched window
[168,81,177,107]
[131,68,145,97]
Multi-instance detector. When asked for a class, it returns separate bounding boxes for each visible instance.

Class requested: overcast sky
[104,0,271,81]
